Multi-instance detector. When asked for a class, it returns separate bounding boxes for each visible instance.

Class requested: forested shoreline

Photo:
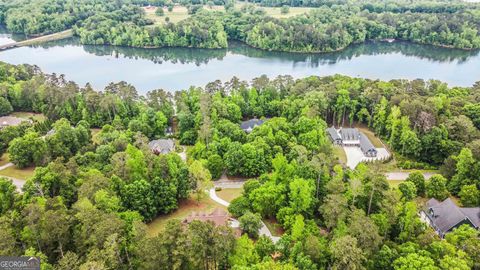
[0,61,479,269]
[1,0,480,52]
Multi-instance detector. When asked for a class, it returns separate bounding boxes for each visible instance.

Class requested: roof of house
[183,208,230,227]
[327,127,341,141]
[0,116,27,127]
[240,118,266,132]
[148,139,174,154]
[339,128,360,141]
[424,198,480,235]
[359,133,376,152]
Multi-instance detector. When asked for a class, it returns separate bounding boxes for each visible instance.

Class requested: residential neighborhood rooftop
[421,198,480,237]
[148,139,175,155]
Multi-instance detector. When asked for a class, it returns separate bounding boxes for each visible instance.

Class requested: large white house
[327,127,378,157]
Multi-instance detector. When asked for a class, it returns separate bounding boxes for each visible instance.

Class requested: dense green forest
[0,61,479,269]
[1,0,480,51]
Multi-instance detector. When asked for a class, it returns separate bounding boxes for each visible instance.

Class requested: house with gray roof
[420,198,480,238]
[339,128,360,145]
[240,119,266,133]
[359,133,377,157]
[326,127,378,157]
[148,139,175,155]
[327,127,342,145]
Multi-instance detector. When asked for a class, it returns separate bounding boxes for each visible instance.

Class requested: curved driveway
[209,187,280,243]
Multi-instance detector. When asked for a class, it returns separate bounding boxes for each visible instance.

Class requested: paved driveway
[209,188,280,243]
[344,147,390,169]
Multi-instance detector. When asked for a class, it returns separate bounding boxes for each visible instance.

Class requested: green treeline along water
[2,0,480,52]
[0,37,479,93]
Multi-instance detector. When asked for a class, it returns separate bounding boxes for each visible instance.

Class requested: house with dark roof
[359,133,377,157]
[327,127,342,145]
[240,118,266,133]
[148,139,175,155]
[420,198,480,238]
[339,128,360,145]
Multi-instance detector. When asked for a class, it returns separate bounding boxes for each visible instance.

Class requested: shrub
[426,174,449,200]
[228,196,251,217]
[239,211,262,238]
[155,7,164,16]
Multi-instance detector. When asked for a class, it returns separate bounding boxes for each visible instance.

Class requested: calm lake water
[0,35,479,94]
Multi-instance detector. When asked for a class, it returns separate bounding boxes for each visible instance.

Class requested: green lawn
[263,218,284,237]
[0,165,35,180]
[10,112,46,122]
[147,194,226,237]
[145,5,225,25]
[260,6,313,18]
[144,4,311,26]
[333,146,347,164]
[216,188,243,203]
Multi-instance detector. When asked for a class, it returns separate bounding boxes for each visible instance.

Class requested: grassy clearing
[0,165,35,180]
[10,112,46,122]
[216,188,242,203]
[147,194,226,237]
[263,218,284,237]
[260,6,313,18]
[333,146,347,164]
[145,6,225,25]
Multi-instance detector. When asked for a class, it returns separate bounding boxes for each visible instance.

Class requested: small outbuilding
[148,139,175,155]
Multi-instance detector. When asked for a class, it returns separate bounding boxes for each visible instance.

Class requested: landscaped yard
[147,195,226,237]
[216,188,242,203]
[0,165,35,180]
[10,112,46,122]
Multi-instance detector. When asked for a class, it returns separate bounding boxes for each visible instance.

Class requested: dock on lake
[0,29,73,51]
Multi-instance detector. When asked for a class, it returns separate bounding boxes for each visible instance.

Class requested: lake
[0,33,479,94]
